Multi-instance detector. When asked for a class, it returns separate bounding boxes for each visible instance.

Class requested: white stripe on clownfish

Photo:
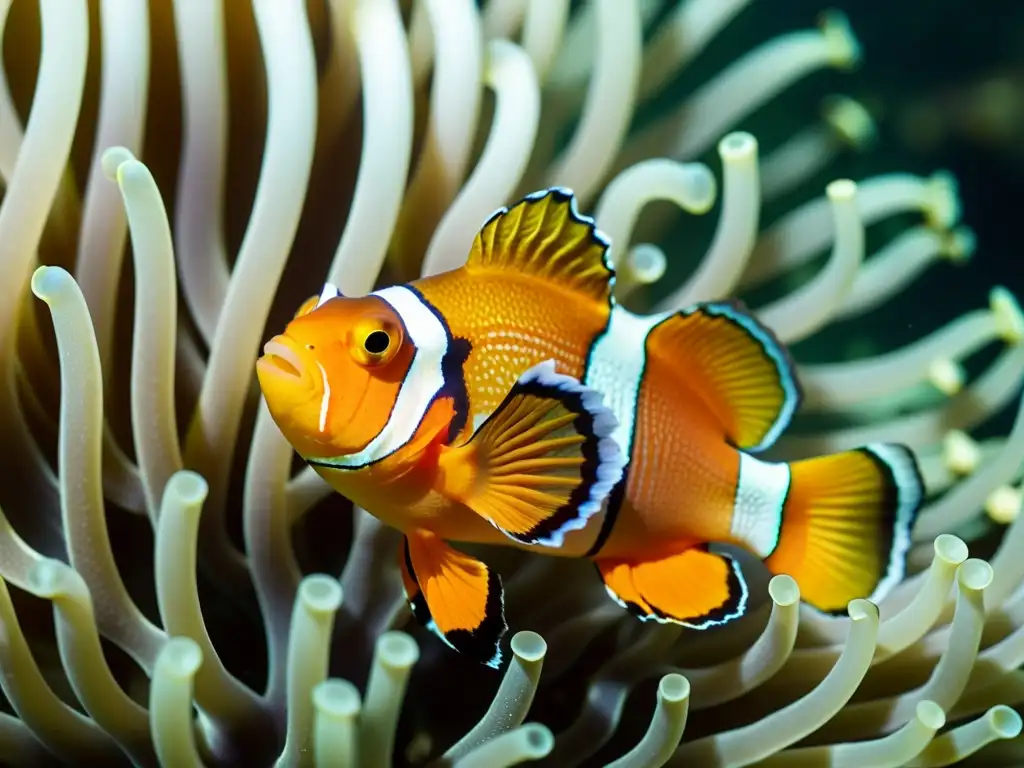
[316,360,331,433]
[309,285,450,469]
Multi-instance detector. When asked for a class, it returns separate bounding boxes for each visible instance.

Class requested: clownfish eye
[363,330,390,355]
[348,316,402,367]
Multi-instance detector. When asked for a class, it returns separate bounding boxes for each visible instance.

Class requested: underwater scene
[1,0,1024,765]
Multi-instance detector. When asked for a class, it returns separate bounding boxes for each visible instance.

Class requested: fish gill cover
[0,0,1022,766]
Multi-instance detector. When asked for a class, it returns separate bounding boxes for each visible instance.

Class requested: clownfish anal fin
[597,545,749,629]
[764,443,923,614]
[466,187,615,304]
[439,360,626,548]
[652,301,801,453]
[398,530,507,668]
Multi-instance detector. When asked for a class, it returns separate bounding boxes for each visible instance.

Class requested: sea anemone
[1,0,1023,766]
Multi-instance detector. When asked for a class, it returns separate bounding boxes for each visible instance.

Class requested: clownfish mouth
[259,337,305,379]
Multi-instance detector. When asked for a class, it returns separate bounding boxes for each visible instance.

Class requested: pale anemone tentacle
[519,0,659,197]
[907,706,1022,767]
[3,0,1024,763]
[656,131,761,309]
[441,631,547,762]
[0,573,118,764]
[407,0,434,88]
[104,149,184,520]
[681,575,800,710]
[538,602,624,679]
[286,467,333,524]
[743,170,960,289]
[813,560,990,743]
[914,386,1024,540]
[183,0,318,592]
[605,674,690,768]
[800,290,1022,413]
[30,266,167,668]
[155,470,271,746]
[0,716,49,767]
[359,632,420,767]
[837,225,975,321]
[670,600,879,766]
[545,0,643,207]
[0,0,88,349]
[530,0,657,167]
[618,244,668,302]
[761,700,945,768]
[546,624,682,766]
[311,679,362,766]
[756,179,864,344]
[423,39,541,277]
[73,0,150,376]
[777,344,1024,457]
[987,490,1024,608]
[482,0,528,40]
[620,11,860,166]
[594,157,717,289]
[244,400,304,712]
[277,575,344,768]
[875,534,970,660]
[521,0,571,84]
[27,558,155,766]
[170,0,231,345]
[759,95,877,201]
[0,0,20,179]
[638,0,754,101]
[391,0,484,274]
[453,724,555,768]
[325,0,415,294]
[336,511,406,670]
[313,679,361,767]
[0,0,90,556]
[783,535,968,678]
[918,433,986,494]
[0,507,42,587]
[319,0,361,150]
[150,638,206,768]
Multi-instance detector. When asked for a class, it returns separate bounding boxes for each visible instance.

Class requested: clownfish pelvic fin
[399,529,507,668]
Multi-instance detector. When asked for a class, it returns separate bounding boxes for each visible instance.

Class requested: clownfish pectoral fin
[597,545,749,629]
[651,301,801,453]
[763,444,924,614]
[398,530,507,668]
[466,188,615,304]
[438,360,626,548]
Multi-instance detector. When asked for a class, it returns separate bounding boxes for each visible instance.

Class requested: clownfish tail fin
[756,444,923,613]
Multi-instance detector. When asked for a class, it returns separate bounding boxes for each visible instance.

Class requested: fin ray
[764,443,924,613]
[439,360,626,548]
[467,188,615,303]
[650,301,801,451]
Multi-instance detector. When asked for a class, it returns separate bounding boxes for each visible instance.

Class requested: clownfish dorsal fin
[437,359,626,548]
[466,187,615,304]
[647,300,802,452]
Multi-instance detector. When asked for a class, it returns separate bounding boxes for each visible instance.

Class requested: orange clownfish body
[257,188,923,668]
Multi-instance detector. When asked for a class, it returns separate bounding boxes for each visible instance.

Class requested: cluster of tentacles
[0,0,1023,765]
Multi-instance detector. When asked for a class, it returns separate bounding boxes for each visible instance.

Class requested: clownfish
[257,188,923,668]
